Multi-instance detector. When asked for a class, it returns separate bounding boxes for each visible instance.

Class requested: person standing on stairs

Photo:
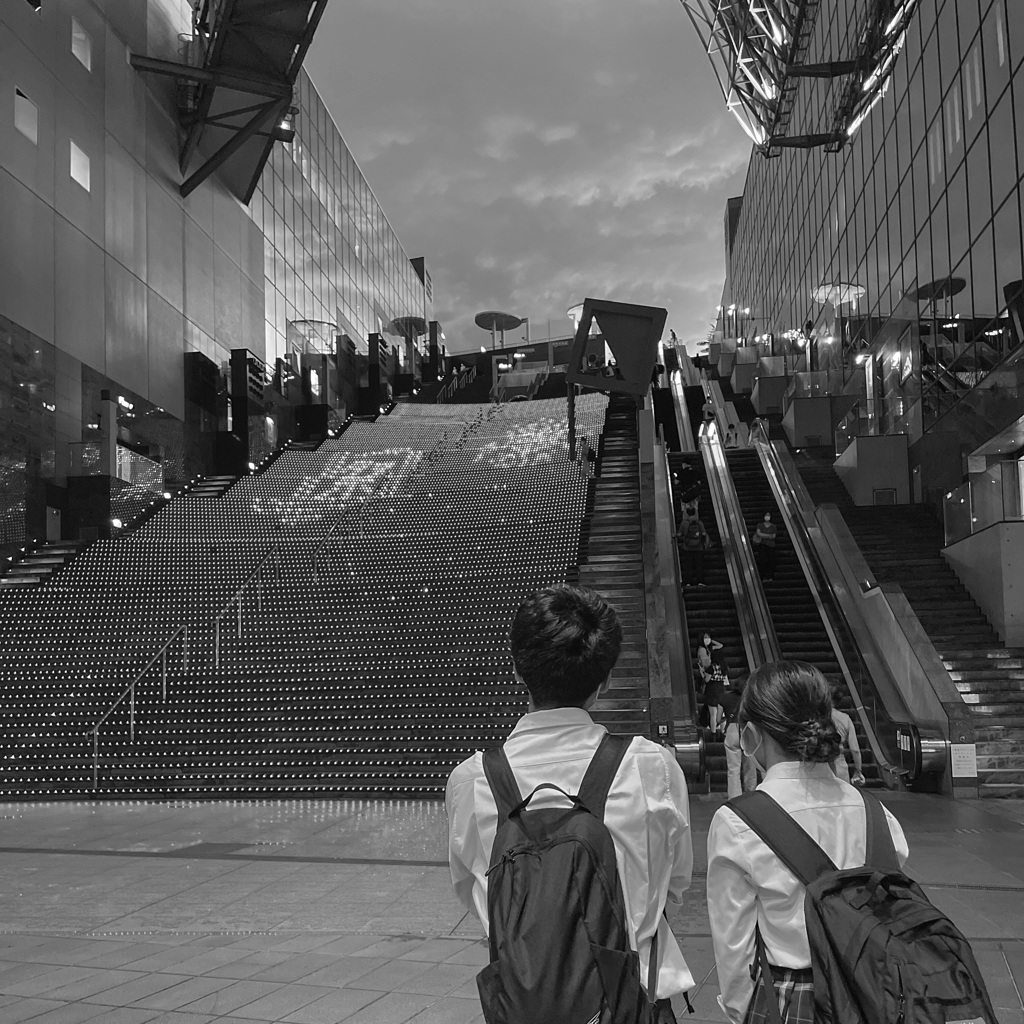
[751,511,777,582]
[722,679,757,798]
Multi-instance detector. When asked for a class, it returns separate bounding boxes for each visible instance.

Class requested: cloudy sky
[305,0,753,354]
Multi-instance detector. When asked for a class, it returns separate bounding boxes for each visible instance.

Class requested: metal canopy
[131,0,329,202]
[679,0,921,156]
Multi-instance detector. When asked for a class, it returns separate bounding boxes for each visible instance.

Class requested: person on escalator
[679,515,711,587]
[722,679,757,798]
[751,511,777,581]
[696,634,726,737]
[724,424,740,448]
[830,686,866,786]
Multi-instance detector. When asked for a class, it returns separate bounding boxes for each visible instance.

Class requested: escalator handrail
[748,420,909,780]
[659,441,701,723]
[699,418,781,672]
[670,371,697,453]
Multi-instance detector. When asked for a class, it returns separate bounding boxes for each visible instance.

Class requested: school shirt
[706,761,909,1024]
[446,707,695,1000]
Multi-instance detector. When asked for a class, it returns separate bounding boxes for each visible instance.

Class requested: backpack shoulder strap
[862,791,901,873]
[577,732,632,820]
[726,791,837,886]
[482,746,523,826]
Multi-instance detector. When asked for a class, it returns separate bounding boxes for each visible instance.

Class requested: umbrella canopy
[474,311,524,333]
[906,277,967,303]
[812,282,866,305]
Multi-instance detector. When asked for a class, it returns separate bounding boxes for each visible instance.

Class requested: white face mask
[740,722,766,775]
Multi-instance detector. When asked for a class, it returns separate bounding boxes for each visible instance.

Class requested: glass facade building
[717,0,1024,499]
[0,0,430,557]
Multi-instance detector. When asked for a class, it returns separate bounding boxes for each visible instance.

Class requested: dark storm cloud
[306,0,752,353]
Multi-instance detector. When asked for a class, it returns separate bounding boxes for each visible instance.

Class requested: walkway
[1,793,1023,1023]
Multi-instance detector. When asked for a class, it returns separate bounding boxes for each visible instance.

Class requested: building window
[70,140,90,191]
[14,88,37,144]
[71,18,91,71]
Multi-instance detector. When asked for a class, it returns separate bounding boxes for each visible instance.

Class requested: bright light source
[162,491,172,499]
[248,461,256,471]
[110,518,123,529]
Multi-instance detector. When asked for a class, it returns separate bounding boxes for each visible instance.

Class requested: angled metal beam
[285,0,330,81]
[129,54,290,98]
[787,59,864,77]
[179,97,286,198]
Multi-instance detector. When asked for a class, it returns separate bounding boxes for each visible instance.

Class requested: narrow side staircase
[0,541,88,589]
[577,394,651,737]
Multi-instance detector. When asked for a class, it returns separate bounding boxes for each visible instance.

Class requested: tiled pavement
[1,795,1023,1023]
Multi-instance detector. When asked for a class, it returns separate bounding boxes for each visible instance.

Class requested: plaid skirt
[743,966,815,1024]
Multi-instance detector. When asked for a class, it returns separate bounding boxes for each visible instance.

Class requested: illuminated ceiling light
[272,106,298,143]
[855,354,868,365]
[110,518,123,529]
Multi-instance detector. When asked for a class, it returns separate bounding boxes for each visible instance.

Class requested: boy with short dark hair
[446,584,694,1016]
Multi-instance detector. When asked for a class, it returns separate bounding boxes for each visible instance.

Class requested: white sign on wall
[950,744,978,778]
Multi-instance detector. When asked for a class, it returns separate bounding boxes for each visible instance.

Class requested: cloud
[306,0,750,352]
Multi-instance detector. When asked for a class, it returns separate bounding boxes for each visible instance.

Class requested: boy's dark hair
[739,659,841,763]
[510,585,622,707]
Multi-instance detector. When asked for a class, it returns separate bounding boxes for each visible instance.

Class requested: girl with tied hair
[706,660,909,1024]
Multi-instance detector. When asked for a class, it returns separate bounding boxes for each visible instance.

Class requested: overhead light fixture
[272,106,298,143]
[110,518,123,529]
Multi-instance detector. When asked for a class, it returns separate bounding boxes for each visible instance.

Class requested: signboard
[950,743,978,778]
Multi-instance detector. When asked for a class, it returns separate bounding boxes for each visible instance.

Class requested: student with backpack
[446,584,695,1023]
[707,660,996,1024]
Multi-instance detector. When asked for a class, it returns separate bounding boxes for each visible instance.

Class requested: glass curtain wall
[249,70,429,390]
[723,0,1024,444]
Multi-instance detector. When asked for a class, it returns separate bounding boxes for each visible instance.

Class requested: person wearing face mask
[751,511,777,582]
[706,660,909,1024]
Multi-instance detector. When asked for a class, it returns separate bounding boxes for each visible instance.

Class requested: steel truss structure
[680,0,921,156]
[131,0,328,202]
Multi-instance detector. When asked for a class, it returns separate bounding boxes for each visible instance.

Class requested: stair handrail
[748,420,917,785]
[213,543,280,668]
[699,412,780,670]
[88,623,189,791]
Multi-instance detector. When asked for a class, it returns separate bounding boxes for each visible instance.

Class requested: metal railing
[213,544,280,668]
[89,624,189,791]
[436,365,477,403]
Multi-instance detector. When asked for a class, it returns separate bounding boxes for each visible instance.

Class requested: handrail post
[237,596,243,638]
[92,728,98,792]
[215,617,221,669]
[182,626,188,672]
[161,648,167,701]
[129,684,135,743]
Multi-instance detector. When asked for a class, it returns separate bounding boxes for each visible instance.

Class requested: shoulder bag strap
[755,927,785,1024]
[726,792,837,886]
[577,731,632,819]
[862,791,901,873]
[481,746,522,826]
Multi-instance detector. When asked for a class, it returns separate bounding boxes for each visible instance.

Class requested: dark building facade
[706,0,1024,502]
[0,0,432,556]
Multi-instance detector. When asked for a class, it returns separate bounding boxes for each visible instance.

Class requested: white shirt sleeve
[445,756,487,925]
[707,807,759,1024]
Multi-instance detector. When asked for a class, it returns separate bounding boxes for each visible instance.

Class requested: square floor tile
[345,959,435,993]
[394,964,480,997]
[340,991,438,1024]
[281,986,383,1024]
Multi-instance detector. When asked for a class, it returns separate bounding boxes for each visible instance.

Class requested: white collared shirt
[445,707,695,999]
[707,761,910,1024]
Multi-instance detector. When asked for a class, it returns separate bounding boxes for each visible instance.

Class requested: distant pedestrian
[702,399,716,427]
[752,511,777,581]
[696,634,727,736]
[831,687,866,786]
[748,416,767,444]
[722,678,757,798]
[724,423,739,448]
[679,514,711,588]
[669,329,678,344]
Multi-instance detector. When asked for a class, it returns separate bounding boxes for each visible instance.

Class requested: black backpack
[727,791,997,1024]
[477,733,668,1024]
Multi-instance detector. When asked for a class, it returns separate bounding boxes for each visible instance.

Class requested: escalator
[669,452,746,790]
[727,448,885,786]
